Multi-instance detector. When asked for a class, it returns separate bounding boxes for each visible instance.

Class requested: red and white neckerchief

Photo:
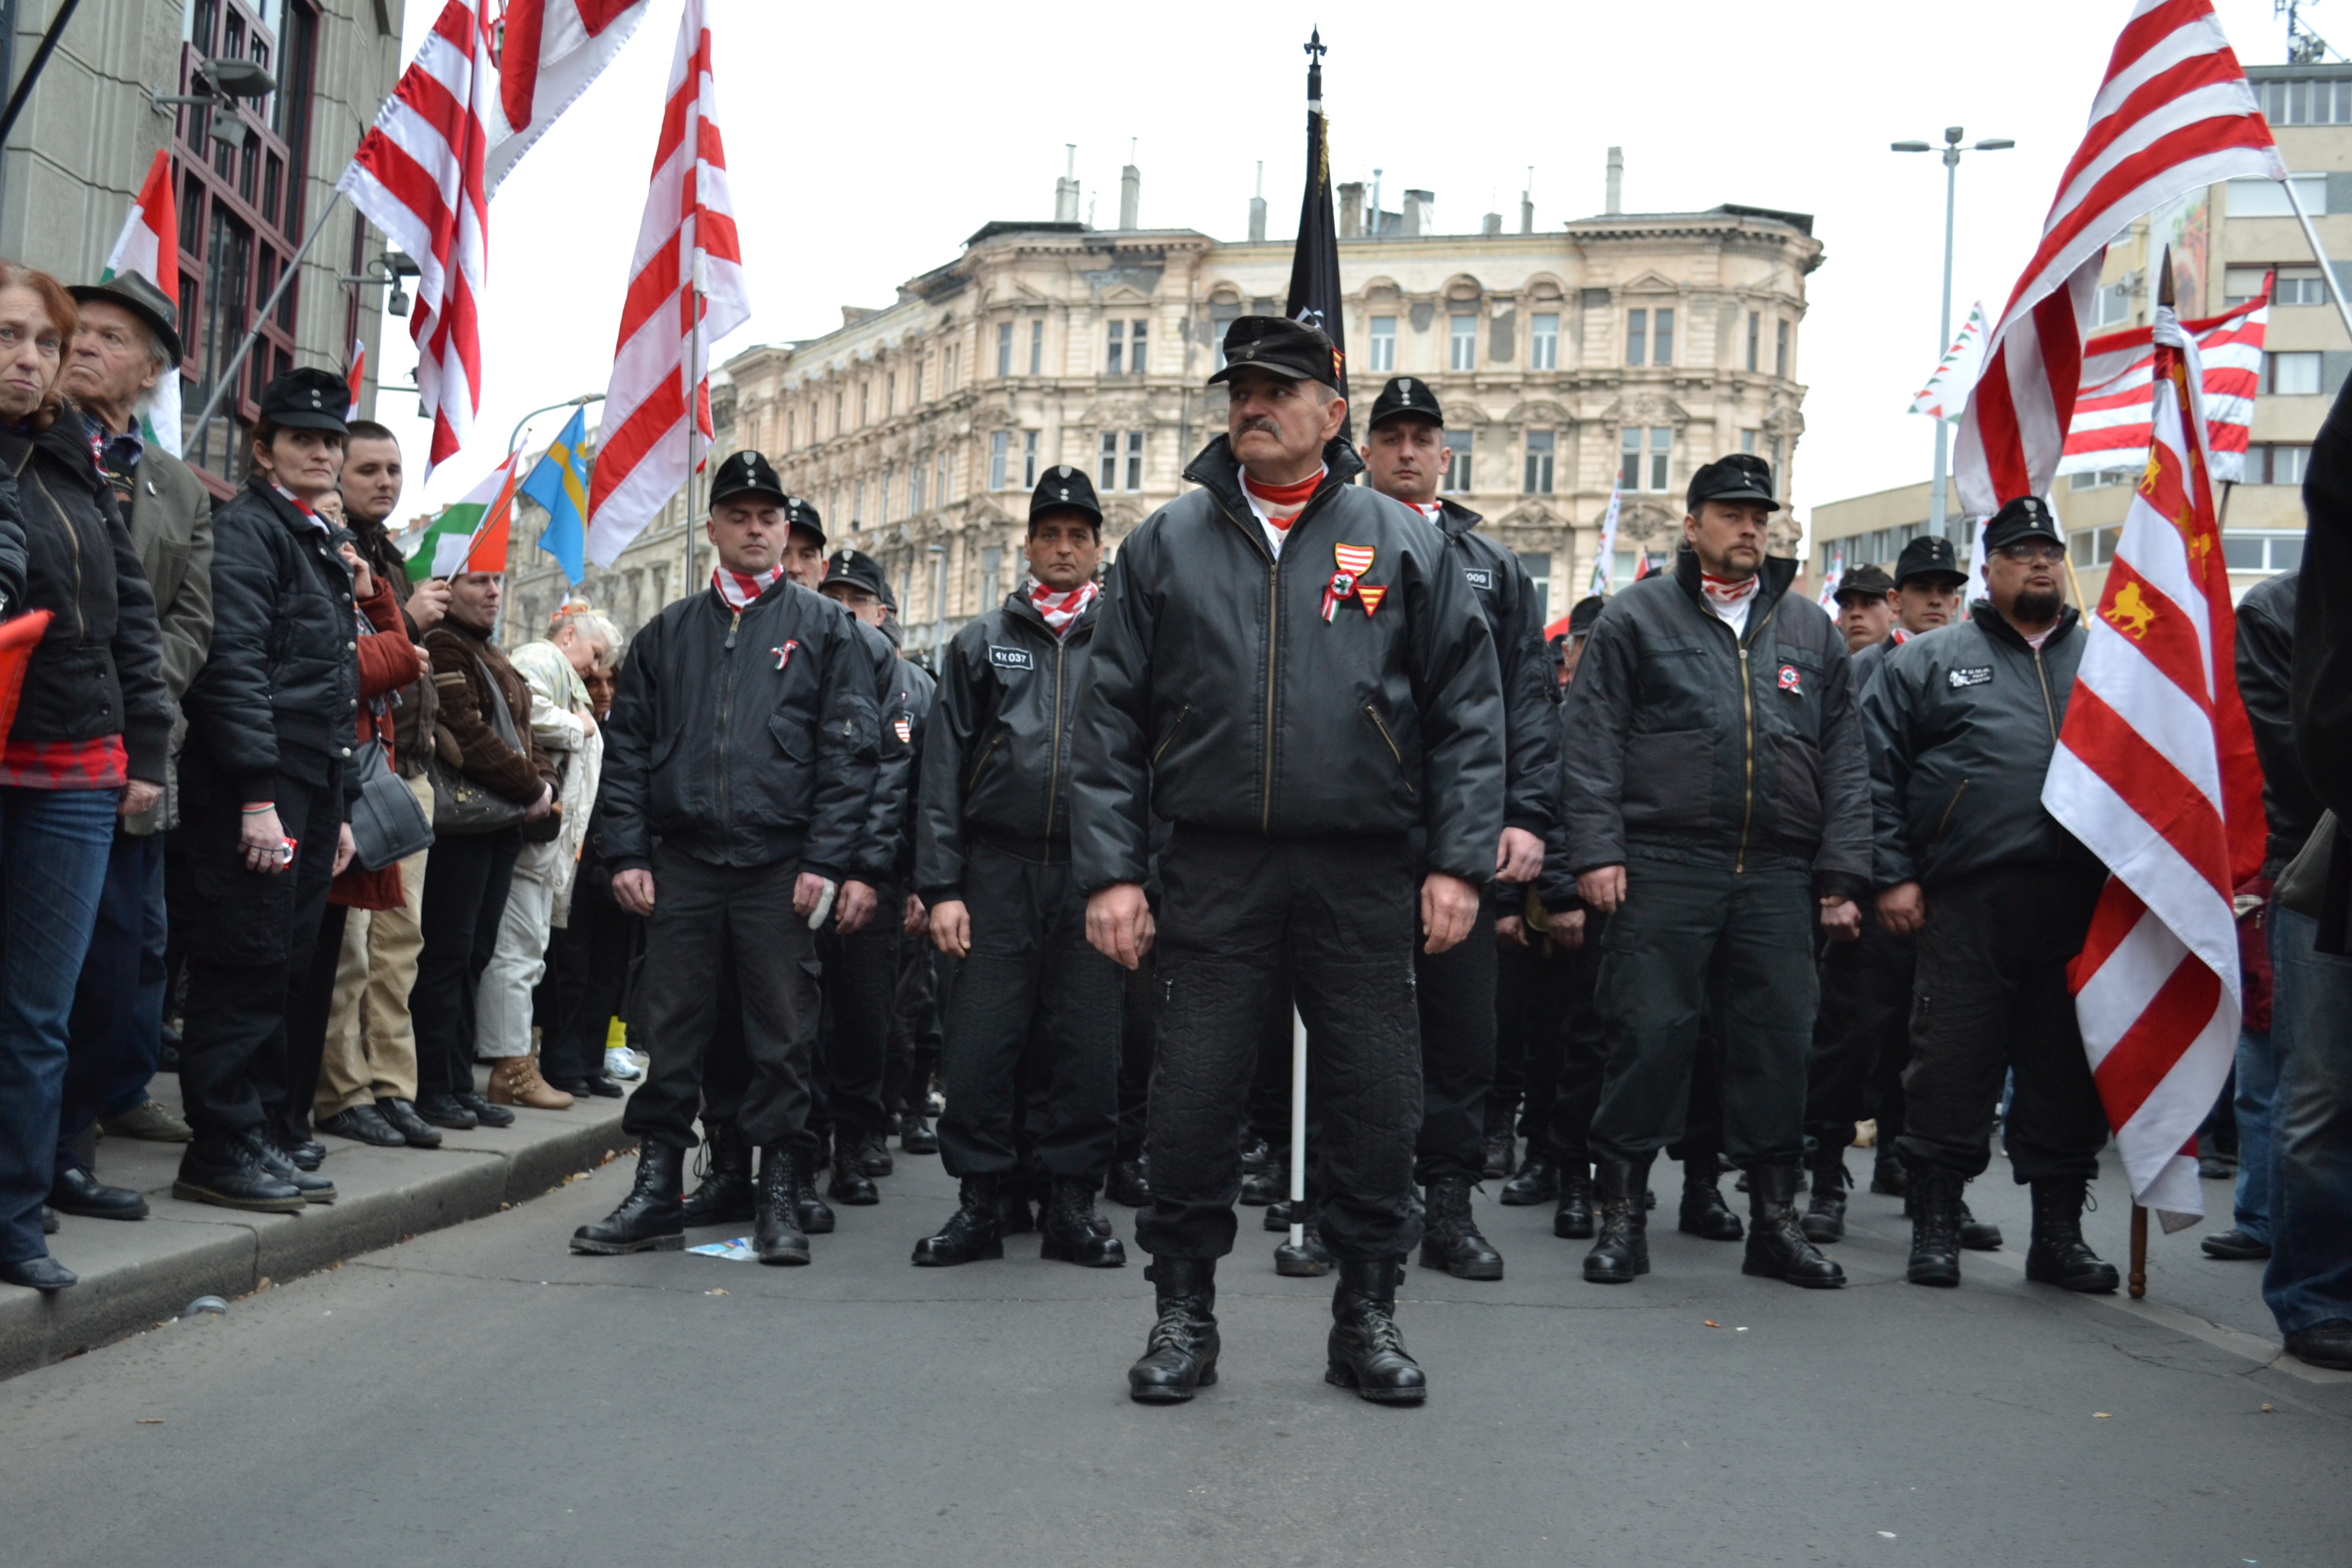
[714,563,785,610]
[2023,623,2056,650]
[1240,466,1325,557]
[1027,576,1098,640]
[1891,626,1913,644]
[1699,570,1760,634]
[271,482,330,534]
[1413,501,1443,526]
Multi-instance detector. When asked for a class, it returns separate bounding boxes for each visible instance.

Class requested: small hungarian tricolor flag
[408,449,524,581]
[99,151,181,456]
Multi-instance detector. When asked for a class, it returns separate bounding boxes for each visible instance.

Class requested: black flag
[1284,28,1348,434]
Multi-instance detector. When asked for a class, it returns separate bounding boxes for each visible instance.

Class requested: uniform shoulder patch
[989,645,1033,671]
[1947,665,1994,689]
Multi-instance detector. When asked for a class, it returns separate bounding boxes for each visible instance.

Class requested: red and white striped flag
[1954,0,2282,514]
[584,0,749,569]
[337,0,493,474]
[483,0,654,195]
[2041,306,2266,1230]
[345,335,366,421]
[2059,289,2269,483]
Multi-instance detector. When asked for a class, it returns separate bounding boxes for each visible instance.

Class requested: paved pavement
[3,1142,2345,1568]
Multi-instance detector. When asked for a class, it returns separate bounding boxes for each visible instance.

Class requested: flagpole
[682,247,705,601]
[1289,1005,1307,1253]
[188,188,347,444]
[2283,175,2352,345]
[2129,1203,2148,1298]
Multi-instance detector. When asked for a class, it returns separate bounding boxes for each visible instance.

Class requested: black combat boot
[792,1146,837,1235]
[1906,1166,1963,1286]
[1238,1144,1285,1207]
[1327,1258,1427,1404]
[997,1183,1036,1234]
[570,1142,686,1255]
[2024,1178,2119,1292]
[753,1143,812,1265]
[1500,1153,1558,1206]
[1274,1210,1336,1276]
[1741,1165,1846,1288]
[899,1109,939,1154]
[1554,1162,1595,1239]
[1871,1150,1908,1197]
[1418,1177,1504,1280]
[1129,1258,1219,1403]
[173,1135,307,1215]
[1106,1155,1151,1208]
[1957,1192,2004,1251]
[855,1129,894,1178]
[913,1174,1005,1266]
[1801,1159,1850,1244]
[1040,1177,1126,1267]
[826,1135,879,1205]
[1678,1164,1744,1241]
[680,1122,755,1227]
[1481,1128,1516,1180]
[241,1129,336,1204]
[1584,1155,1652,1282]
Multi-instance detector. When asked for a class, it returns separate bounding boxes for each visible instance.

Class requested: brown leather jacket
[424,620,554,805]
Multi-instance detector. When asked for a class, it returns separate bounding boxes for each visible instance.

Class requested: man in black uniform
[573,453,879,1264]
[870,579,943,1157]
[1354,375,1552,1281]
[1864,495,2118,1292]
[912,466,1124,1269]
[1561,454,1866,1290]
[1072,316,1503,1404]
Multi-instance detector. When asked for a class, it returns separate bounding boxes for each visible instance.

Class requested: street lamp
[508,391,605,457]
[1894,126,2014,538]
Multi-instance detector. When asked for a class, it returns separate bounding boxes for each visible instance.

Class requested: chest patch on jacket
[1463,567,1492,591]
[1777,664,1803,694]
[989,646,1033,671]
[893,715,913,745]
[1947,665,1993,689]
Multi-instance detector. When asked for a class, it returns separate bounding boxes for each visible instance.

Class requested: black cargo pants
[1805,917,1915,1170]
[1413,900,1499,1186]
[1137,829,1423,1263]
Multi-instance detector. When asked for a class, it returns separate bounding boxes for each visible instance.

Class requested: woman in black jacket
[0,261,165,1293]
[170,366,360,1216]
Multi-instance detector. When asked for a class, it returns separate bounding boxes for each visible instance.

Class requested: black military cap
[258,366,349,435]
[1207,315,1341,391]
[1366,375,1442,431]
[1567,594,1605,639]
[783,495,825,549]
[1685,452,1779,514]
[821,547,888,601]
[1894,533,1966,588]
[1028,463,1103,528]
[1834,562,1896,604]
[1980,495,2062,553]
[709,449,787,511]
[69,271,182,367]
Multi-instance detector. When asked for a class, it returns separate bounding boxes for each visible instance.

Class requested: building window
[911,457,927,515]
[2068,467,2135,491]
[1129,318,1147,375]
[1530,312,1559,371]
[1651,307,1674,366]
[880,463,894,524]
[2068,526,2121,568]
[1022,430,1039,487]
[1124,431,1144,491]
[1443,431,1472,494]
[785,409,795,450]
[2259,77,2352,126]
[833,392,843,434]
[1030,318,1043,375]
[886,373,896,414]
[1106,321,1124,376]
[1099,431,1119,491]
[1449,314,1477,371]
[981,544,1003,609]
[1741,428,1758,454]
[851,479,864,530]
[1626,309,1647,366]
[859,384,869,425]
[2266,351,2324,395]
[1368,316,1396,372]
[2221,529,2308,572]
[2224,174,2331,216]
[1524,431,1555,495]
[1520,551,1552,625]
[939,449,952,504]
[1767,435,1783,486]
[2229,265,2330,306]
[1775,321,1791,379]
[989,430,1009,491]
[1622,426,1672,492]
[1746,311,1760,372]
[2091,281,2133,329]
[997,322,1013,378]
[2249,443,2315,484]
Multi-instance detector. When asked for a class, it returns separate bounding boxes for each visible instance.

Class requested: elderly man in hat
[1560,452,1868,1291]
[912,465,1125,1270]
[1072,315,1503,1405]
[45,271,214,1212]
[573,451,879,1264]
[1353,374,1554,1282]
[1863,495,2118,1293]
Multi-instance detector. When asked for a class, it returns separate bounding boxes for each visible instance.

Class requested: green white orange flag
[407,449,523,582]
[99,151,182,456]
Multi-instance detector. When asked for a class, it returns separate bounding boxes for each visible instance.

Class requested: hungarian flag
[99,151,181,457]
[1907,300,1989,422]
[1283,30,1347,432]
[407,449,523,581]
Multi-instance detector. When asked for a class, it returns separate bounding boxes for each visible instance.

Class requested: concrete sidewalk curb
[1,1079,638,1382]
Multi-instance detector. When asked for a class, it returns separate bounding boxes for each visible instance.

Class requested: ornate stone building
[508,190,1822,655]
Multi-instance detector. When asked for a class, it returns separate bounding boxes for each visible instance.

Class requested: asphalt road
[4,1145,2346,1568]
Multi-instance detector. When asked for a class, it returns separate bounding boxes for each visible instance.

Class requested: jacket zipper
[2031,646,2059,740]
[1043,634,1067,838]
[1209,482,1339,835]
[717,608,741,832]
[1934,778,1970,838]
[1732,604,1777,874]
[967,733,1005,792]
[1150,704,1190,763]
[1364,704,1414,795]
[28,469,86,641]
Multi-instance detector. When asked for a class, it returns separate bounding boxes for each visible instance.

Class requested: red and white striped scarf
[1028,576,1099,640]
[1241,467,1324,531]
[713,563,785,610]
[1699,571,1759,610]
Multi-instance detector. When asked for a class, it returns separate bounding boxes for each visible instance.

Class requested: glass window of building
[1368,316,1396,372]
[1449,314,1477,371]
[1530,312,1559,371]
[1524,431,1555,495]
[989,430,1008,490]
[1651,308,1674,366]
[1625,309,1647,367]
[1443,430,1472,493]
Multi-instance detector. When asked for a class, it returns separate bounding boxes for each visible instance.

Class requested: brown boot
[489,1056,575,1110]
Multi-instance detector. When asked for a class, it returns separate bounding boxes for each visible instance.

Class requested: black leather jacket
[2237,571,2318,871]
[887,651,936,886]
[917,590,1098,900]
[0,417,167,781]
[1431,499,1559,840]
[844,609,909,884]
[1560,548,1872,900]
[1070,436,1504,889]
[1861,603,2097,891]
[596,577,879,879]
[182,475,358,794]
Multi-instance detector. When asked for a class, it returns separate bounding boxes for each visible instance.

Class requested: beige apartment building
[510,165,1824,653]
[1810,61,2349,607]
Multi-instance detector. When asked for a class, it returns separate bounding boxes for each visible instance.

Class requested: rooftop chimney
[1481,211,1501,235]
[1338,181,1364,238]
[1248,160,1267,242]
[1054,143,1080,224]
[1403,189,1433,236]
[1119,143,1140,230]
[1605,146,1623,216]
[1522,166,1535,234]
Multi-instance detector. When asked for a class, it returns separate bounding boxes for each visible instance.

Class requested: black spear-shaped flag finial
[1306,27,1325,106]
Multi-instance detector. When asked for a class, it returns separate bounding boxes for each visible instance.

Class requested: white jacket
[507,639,604,921]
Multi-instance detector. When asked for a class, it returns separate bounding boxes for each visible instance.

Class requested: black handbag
[428,654,532,836]
[349,737,434,870]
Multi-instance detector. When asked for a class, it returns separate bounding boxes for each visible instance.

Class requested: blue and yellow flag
[521,408,593,585]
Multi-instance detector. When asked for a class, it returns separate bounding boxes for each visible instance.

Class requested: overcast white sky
[373,0,2316,535]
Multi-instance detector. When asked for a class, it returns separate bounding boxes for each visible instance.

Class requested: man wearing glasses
[1862,496,2120,1296]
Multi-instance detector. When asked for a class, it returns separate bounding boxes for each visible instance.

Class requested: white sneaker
[604,1047,644,1082]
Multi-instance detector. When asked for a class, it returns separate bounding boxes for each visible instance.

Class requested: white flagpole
[1289,1006,1307,1250]
[682,246,706,598]
[2283,176,2352,345]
